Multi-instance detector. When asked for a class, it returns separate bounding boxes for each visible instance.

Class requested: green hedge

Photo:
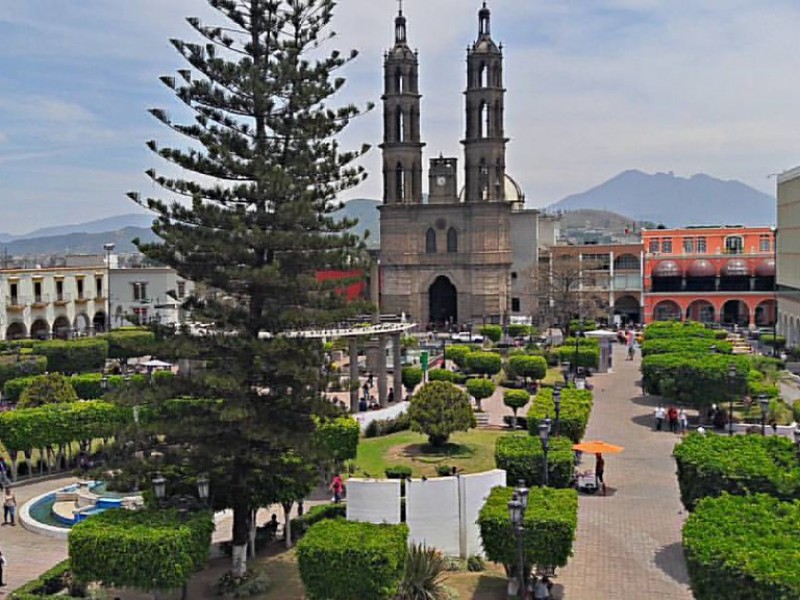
[478,486,577,572]
[104,328,156,359]
[640,338,733,356]
[554,345,599,370]
[527,387,593,443]
[427,368,462,383]
[466,351,502,376]
[641,353,750,407]
[444,344,473,369]
[4,371,175,402]
[8,560,84,600]
[495,435,575,488]
[479,324,503,343]
[644,321,714,339]
[32,338,108,374]
[69,508,214,591]
[0,401,131,462]
[506,354,547,381]
[0,355,47,387]
[759,333,786,349]
[673,433,800,510]
[290,502,347,538]
[683,494,800,599]
[297,520,408,600]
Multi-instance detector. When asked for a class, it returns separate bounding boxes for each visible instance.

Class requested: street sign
[420,350,429,371]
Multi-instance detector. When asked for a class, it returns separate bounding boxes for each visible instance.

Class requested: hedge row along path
[554,345,693,599]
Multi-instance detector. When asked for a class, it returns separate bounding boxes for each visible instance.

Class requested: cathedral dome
[457,174,525,203]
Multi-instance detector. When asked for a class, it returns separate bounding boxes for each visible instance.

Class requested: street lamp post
[758,394,770,436]
[508,479,530,600]
[727,364,737,436]
[538,417,552,487]
[103,243,115,333]
[573,318,584,377]
[553,385,562,437]
[561,362,570,385]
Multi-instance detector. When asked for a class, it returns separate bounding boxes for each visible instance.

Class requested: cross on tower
[397,0,403,14]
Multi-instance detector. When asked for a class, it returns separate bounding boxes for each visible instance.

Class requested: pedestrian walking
[0,550,7,586]
[532,576,551,599]
[678,408,688,434]
[667,406,679,434]
[329,473,345,503]
[654,405,666,431]
[2,487,15,526]
[595,453,606,495]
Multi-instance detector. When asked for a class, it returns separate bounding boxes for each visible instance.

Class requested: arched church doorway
[429,276,457,326]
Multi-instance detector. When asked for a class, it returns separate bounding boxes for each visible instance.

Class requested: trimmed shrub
[385,465,413,479]
[506,355,547,382]
[465,377,495,411]
[444,345,473,369]
[640,338,732,356]
[402,366,423,394]
[465,351,502,377]
[0,355,46,387]
[554,345,599,370]
[69,508,214,592]
[759,333,786,349]
[642,353,750,407]
[503,389,530,430]
[104,327,156,359]
[527,387,593,443]
[290,502,346,538]
[32,338,108,374]
[569,319,597,333]
[478,325,503,343]
[297,520,408,600]
[673,433,800,511]
[683,494,800,600]
[18,373,79,408]
[3,376,38,403]
[364,412,411,438]
[478,486,577,573]
[315,416,360,462]
[408,381,475,447]
[644,321,714,339]
[495,434,575,488]
[507,324,533,339]
[428,368,459,383]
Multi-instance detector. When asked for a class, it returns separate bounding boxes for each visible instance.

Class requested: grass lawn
[355,429,507,478]
[542,366,564,386]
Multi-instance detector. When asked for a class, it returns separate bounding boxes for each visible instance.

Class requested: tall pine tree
[128,0,370,575]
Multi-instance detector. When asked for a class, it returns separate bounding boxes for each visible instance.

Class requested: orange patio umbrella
[572,440,625,454]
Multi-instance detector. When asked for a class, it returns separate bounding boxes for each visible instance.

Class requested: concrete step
[474,412,491,427]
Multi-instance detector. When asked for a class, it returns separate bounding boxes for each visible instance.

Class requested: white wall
[459,469,507,557]
[407,477,460,556]
[345,479,401,524]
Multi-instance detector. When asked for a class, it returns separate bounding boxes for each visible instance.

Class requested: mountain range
[0,170,777,256]
[548,170,776,227]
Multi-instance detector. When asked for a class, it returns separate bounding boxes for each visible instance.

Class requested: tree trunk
[248,508,257,558]
[512,408,518,431]
[230,465,249,577]
[283,501,294,549]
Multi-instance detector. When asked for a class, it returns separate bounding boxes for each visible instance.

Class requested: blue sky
[2,0,800,234]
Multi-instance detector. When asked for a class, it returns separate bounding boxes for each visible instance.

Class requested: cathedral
[378,3,550,328]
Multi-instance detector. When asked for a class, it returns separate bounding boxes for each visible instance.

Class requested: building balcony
[74,294,89,304]
[32,294,50,308]
[54,293,71,305]
[6,297,28,311]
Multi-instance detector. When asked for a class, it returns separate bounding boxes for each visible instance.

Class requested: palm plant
[396,543,449,600]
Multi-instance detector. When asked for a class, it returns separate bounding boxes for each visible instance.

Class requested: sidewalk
[2,476,76,594]
[554,346,693,599]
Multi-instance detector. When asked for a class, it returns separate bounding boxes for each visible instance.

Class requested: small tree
[479,325,503,343]
[408,381,476,447]
[465,378,496,412]
[445,345,473,369]
[466,352,502,378]
[18,373,78,408]
[402,366,424,396]
[506,355,547,386]
[507,324,533,338]
[503,389,530,430]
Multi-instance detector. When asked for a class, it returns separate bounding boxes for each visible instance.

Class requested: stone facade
[378,4,540,328]
[777,168,800,347]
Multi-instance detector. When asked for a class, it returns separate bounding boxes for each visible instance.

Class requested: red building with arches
[642,226,776,326]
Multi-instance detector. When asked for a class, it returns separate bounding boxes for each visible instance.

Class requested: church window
[480,102,490,138]
[447,228,458,253]
[395,163,406,202]
[396,108,405,142]
[425,228,437,253]
[479,160,489,200]
[395,68,404,94]
[511,298,521,313]
[479,63,487,88]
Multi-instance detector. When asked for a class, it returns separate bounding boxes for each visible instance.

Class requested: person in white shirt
[678,408,689,434]
[654,405,666,431]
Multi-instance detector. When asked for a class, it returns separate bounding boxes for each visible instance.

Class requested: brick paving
[552,346,693,600]
[1,476,76,595]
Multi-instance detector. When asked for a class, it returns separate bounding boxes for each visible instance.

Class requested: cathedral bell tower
[462,2,508,203]
[380,6,424,204]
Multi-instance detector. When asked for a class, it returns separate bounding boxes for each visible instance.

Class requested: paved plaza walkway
[553,346,693,599]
